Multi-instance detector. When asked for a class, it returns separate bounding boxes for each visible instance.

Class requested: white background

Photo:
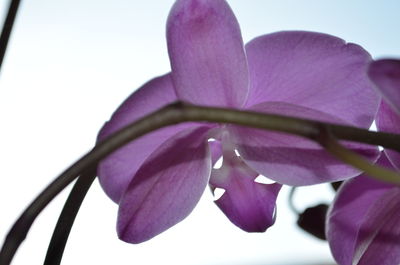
[0,1,399,264]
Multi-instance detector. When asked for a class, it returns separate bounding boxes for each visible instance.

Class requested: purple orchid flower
[326,154,400,265]
[327,59,400,265]
[97,0,379,244]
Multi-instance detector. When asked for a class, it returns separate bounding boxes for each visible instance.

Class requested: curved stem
[43,168,96,265]
[184,104,400,152]
[0,102,181,265]
[318,129,400,184]
[0,0,21,72]
[1,101,400,265]
[288,187,300,215]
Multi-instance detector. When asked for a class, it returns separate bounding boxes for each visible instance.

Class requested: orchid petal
[377,101,400,170]
[229,102,379,185]
[167,0,249,107]
[368,59,400,114]
[245,31,379,128]
[353,190,400,265]
[210,149,281,232]
[97,74,193,203]
[327,155,400,265]
[117,126,211,243]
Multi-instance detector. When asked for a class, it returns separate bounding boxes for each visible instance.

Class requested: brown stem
[1,101,399,265]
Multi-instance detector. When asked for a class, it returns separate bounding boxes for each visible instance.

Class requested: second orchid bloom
[327,59,400,265]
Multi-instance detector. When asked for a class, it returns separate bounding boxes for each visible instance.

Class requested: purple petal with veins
[368,59,400,114]
[118,126,212,243]
[327,154,400,265]
[230,102,379,186]
[377,101,400,170]
[245,31,379,128]
[97,74,194,203]
[167,0,249,108]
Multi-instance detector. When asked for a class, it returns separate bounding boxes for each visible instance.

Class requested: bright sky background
[0,1,399,265]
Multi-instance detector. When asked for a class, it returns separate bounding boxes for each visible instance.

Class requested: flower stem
[43,168,96,265]
[0,0,21,72]
[288,187,300,215]
[184,104,400,152]
[0,102,181,265]
[1,101,400,265]
[318,129,400,184]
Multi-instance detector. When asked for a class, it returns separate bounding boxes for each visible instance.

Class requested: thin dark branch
[43,168,96,265]
[0,0,21,72]
[0,102,184,265]
[1,101,400,265]
[288,187,300,215]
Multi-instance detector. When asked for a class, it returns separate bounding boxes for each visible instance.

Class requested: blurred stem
[1,101,400,265]
[43,168,96,265]
[0,0,21,72]
[318,129,400,184]
[288,187,300,215]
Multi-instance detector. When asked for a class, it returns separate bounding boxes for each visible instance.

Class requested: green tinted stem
[1,101,400,265]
